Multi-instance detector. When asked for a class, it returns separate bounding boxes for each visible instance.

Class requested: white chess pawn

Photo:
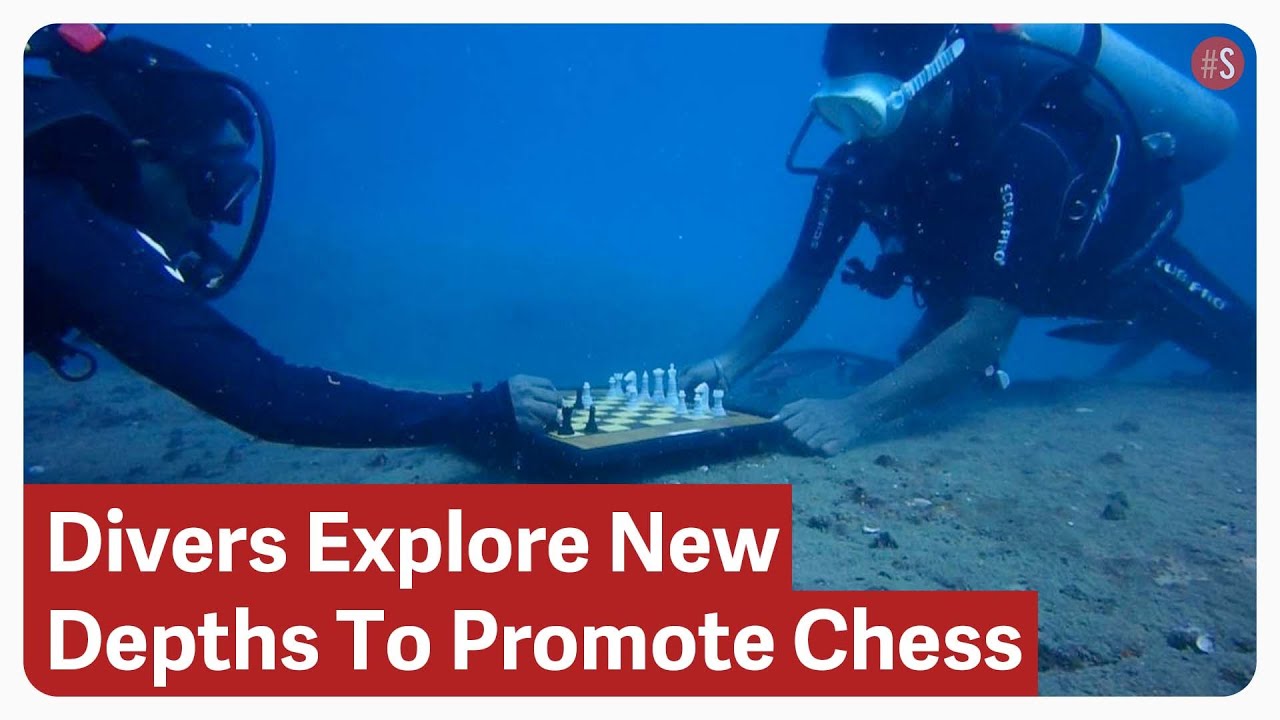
[641,371,652,402]
[711,388,726,417]
[652,368,666,402]
[583,382,594,409]
[607,374,620,399]
[667,364,680,408]
[675,390,688,416]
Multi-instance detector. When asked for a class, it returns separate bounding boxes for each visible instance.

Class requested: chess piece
[558,406,575,436]
[584,405,600,433]
[675,390,688,416]
[711,388,727,417]
[625,370,639,408]
[667,364,680,408]
[692,383,708,418]
[582,382,594,408]
[650,366,670,399]
[607,374,620,399]
[641,371,652,402]
[574,386,585,410]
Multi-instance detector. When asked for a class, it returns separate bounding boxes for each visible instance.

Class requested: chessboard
[524,371,780,471]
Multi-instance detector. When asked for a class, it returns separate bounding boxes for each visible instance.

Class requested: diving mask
[180,150,260,226]
[810,37,967,143]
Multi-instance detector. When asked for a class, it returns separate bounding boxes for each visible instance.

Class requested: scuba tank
[1015,24,1239,186]
[792,24,1240,190]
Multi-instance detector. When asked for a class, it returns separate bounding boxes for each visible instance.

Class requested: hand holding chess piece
[506,375,562,435]
[678,357,730,398]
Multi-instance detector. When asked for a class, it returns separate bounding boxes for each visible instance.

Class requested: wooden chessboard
[524,386,779,470]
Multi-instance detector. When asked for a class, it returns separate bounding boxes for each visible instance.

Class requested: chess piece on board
[667,364,680,408]
[692,382,709,418]
[558,406,575,436]
[624,371,639,408]
[711,388,727,417]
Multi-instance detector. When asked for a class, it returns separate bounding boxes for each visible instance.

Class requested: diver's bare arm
[715,266,832,382]
[852,296,1021,422]
[715,172,861,381]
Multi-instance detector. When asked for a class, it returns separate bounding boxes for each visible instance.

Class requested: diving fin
[1046,321,1163,376]
[1098,335,1163,377]
[1046,320,1141,346]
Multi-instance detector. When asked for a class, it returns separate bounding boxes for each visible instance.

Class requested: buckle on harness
[33,335,98,382]
[841,255,908,299]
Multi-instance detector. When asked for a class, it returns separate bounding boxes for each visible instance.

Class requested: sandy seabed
[23,365,1257,696]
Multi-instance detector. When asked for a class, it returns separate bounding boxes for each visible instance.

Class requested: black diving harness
[787,25,1173,305]
[781,24,1182,389]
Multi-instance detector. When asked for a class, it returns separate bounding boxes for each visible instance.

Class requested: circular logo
[1192,36,1245,90]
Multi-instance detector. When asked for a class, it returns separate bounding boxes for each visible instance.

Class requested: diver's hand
[507,375,562,434]
[679,357,729,395]
[774,396,871,457]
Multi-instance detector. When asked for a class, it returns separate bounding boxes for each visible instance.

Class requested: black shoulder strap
[1077,25,1104,66]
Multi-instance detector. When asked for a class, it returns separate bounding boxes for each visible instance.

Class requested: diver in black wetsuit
[24,25,561,450]
[681,24,1256,456]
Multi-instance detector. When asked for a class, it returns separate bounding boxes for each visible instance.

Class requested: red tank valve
[57,24,107,54]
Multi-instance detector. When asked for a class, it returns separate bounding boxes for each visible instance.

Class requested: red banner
[24,484,1037,696]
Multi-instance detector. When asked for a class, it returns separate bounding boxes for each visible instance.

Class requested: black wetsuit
[783,71,1256,382]
[24,87,516,449]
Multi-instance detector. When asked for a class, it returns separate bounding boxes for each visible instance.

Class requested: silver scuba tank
[1017,24,1239,186]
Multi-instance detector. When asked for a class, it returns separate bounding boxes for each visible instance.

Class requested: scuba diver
[24,24,562,451]
[681,24,1256,456]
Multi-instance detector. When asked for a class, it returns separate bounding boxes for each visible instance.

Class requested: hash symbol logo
[1193,37,1245,90]
[1200,48,1220,79]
